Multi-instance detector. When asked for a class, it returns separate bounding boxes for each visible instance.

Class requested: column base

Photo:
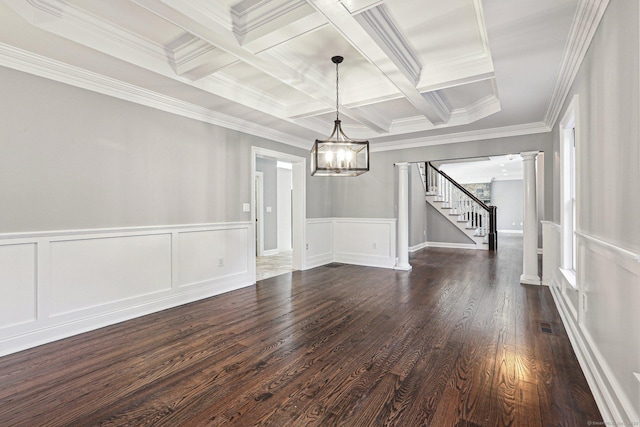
[394,263,412,271]
[520,274,541,285]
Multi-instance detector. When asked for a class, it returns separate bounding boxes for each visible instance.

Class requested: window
[560,95,579,286]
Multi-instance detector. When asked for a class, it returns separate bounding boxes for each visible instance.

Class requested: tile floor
[256,251,294,281]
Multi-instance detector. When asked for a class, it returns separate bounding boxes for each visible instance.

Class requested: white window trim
[559,95,579,287]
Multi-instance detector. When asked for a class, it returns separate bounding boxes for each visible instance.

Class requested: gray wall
[551,4,639,248]
[426,203,474,244]
[256,157,278,251]
[0,65,330,234]
[409,164,428,247]
[330,133,553,222]
[491,179,524,231]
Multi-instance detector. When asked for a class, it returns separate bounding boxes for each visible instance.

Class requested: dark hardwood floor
[0,236,601,426]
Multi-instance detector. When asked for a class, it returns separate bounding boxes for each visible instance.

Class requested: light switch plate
[242,203,250,212]
[266,206,272,213]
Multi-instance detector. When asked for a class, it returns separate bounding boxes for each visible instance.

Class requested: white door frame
[251,147,306,281]
[255,171,264,257]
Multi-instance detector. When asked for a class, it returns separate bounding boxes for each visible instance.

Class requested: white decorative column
[395,162,412,271]
[520,151,541,285]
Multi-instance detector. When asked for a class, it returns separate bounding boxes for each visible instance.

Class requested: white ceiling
[0,0,580,151]
[438,154,523,184]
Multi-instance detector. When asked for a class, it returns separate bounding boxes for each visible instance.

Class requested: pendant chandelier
[311,56,370,177]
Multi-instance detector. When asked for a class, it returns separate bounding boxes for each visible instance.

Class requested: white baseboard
[426,241,478,250]
[305,253,333,270]
[549,285,617,423]
[409,241,429,253]
[262,249,279,256]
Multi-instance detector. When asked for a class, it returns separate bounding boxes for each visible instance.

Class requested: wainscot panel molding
[543,222,640,424]
[0,222,254,357]
[305,219,334,270]
[333,218,397,269]
[305,218,397,270]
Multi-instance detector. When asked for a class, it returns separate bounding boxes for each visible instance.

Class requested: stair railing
[425,162,497,250]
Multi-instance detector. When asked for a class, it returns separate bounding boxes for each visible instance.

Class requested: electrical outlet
[372,242,377,249]
[582,293,587,312]
[218,258,224,267]
[306,243,309,250]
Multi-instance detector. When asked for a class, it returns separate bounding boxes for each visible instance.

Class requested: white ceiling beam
[309,0,451,125]
[166,34,239,81]
[131,0,390,134]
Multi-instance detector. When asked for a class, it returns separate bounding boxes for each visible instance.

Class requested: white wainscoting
[543,221,640,424]
[305,218,334,269]
[305,218,397,269]
[0,222,254,357]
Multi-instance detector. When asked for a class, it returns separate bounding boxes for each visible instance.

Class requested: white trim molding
[0,222,255,357]
[0,43,310,150]
[305,218,397,270]
[424,242,478,250]
[371,122,550,152]
[544,0,611,128]
[543,222,640,424]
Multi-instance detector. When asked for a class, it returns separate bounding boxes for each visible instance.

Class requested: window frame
[559,95,579,288]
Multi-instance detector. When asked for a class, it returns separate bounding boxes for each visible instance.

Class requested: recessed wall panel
[0,243,36,328]
[50,234,172,316]
[177,228,248,287]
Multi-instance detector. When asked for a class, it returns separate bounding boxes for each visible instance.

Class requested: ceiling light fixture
[311,56,369,176]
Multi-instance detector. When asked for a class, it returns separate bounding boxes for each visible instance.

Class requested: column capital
[394,162,410,169]
[520,151,539,161]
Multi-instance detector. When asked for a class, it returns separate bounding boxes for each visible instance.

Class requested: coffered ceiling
[0,0,586,150]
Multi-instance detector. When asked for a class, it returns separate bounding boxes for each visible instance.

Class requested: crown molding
[543,0,611,128]
[370,121,551,152]
[10,0,166,63]
[0,43,310,150]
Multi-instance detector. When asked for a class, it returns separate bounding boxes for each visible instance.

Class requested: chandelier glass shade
[311,56,370,177]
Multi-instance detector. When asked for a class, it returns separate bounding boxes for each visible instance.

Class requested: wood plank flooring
[0,236,602,426]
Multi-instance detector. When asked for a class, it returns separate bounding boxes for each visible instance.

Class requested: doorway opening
[251,147,306,282]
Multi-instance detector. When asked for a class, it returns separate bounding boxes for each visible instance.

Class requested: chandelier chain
[335,60,339,121]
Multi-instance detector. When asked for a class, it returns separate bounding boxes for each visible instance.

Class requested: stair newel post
[488,205,497,251]
[430,163,435,193]
[425,162,430,192]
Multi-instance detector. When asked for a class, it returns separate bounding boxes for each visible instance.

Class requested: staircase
[418,162,497,251]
